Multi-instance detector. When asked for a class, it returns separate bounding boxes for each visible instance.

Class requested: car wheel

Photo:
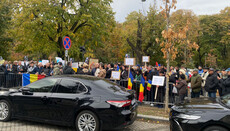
[0,100,11,121]
[204,126,228,131]
[76,110,99,131]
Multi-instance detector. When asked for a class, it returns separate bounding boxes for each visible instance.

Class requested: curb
[137,114,169,122]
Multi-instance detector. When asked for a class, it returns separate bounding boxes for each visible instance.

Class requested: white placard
[42,60,49,66]
[124,58,135,66]
[72,62,79,68]
[142,56,150,62]
[111,71,121,80]
[152,76,165,86]
[55,57,62,63]
[21,61,29,66]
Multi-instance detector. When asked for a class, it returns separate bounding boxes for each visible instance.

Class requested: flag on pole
[127,72,134,90]
[156,62,159,67]
[139,76,145,102]
[147,80,152,91]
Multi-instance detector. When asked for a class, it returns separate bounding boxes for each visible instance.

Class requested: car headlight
[177,114,201,120]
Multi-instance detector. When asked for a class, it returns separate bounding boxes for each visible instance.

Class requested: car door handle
[72,98,79,102]
[41,96,48,101]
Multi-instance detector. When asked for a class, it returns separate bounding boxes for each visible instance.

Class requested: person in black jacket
[11,61,18,74]
[218,68,230,96]
[204,68,218,98]
[105,63,114,78]
[63,62,75,74]
[0,61,8,74]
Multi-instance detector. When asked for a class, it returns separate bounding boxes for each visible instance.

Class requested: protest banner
[42,60,49,66]
[142,56,150,68]
[89,59,99,69]
[152,76,165,86]
[72,62,78,72]
[111,71,121,80]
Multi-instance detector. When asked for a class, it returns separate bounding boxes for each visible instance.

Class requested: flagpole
[154,85,159,100]
[128,65,130,79]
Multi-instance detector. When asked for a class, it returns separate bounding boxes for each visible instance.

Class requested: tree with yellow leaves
[157,0,199,111]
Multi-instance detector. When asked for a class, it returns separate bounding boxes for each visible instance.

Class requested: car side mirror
[21,87,33,95]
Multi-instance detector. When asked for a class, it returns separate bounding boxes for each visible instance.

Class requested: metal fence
[0,73,175,106]
[117,79,175,106]
[0,73,22,88]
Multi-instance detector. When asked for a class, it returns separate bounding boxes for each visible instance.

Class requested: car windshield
[220,94,230,107]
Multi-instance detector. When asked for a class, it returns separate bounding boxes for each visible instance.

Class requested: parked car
[170,95,230,131]
[0,75,138,131]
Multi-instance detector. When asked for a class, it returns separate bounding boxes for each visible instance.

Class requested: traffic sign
[65,50,68,57]
[63,36,72,50]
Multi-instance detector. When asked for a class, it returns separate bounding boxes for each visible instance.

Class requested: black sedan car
[0,75,138,131]
[170,96,230,131]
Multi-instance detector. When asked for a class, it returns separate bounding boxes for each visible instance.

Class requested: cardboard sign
[42,60,49,66]
[142,56,150,63]
[55,57,62,63]
[152,76,165,86]
[72,62,78,72]
[21,61,29,66]
[124,58,135,66]
[111,71,121,80]
[89,59,99,69]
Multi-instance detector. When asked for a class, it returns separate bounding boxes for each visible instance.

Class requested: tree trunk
[57,37,64,58]
[164,1,170,112]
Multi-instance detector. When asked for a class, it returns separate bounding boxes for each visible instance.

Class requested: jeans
[191,91,200,98]
[208,92,216,98]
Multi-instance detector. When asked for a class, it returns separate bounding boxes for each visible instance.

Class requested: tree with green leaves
[11,0,115,60]
[0,0,12,59]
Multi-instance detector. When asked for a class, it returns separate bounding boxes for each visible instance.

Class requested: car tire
[0,100,12,122]
[76,110,100,131]
[204,126,228,131]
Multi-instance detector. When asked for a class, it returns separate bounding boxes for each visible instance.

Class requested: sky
[111,0,230,23]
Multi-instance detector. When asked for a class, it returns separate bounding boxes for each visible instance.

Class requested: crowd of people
[0,60,230,108]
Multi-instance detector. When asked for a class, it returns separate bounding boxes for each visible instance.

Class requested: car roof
[52,74,103,81]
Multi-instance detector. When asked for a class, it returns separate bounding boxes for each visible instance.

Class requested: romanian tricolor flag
[127,72,134,90]
[22,74,46,87]
[116,66,120,72]
[156,62,159,67]
[147,80,152,91]
[139,76,145,102]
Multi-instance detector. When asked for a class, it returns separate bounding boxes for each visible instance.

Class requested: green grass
[137,105,169,118]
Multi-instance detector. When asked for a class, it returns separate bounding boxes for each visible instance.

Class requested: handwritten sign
[152,76,165,86]
[42,60,49,66]
[142,56,150,63]
[111,71,121,80]
[89,59,99,69]
[21,61,29,66]
[124,58,135,66]
[72,62,78,72]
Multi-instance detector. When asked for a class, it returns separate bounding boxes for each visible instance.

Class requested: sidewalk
[137,114,169,122]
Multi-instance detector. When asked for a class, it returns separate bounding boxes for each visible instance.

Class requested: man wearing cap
[27,62,38,74]
[187,69,202,98]
[204,68,219,98]
[218,68,230,95]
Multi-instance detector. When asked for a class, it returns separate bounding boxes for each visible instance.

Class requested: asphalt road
[0,119,170,131]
